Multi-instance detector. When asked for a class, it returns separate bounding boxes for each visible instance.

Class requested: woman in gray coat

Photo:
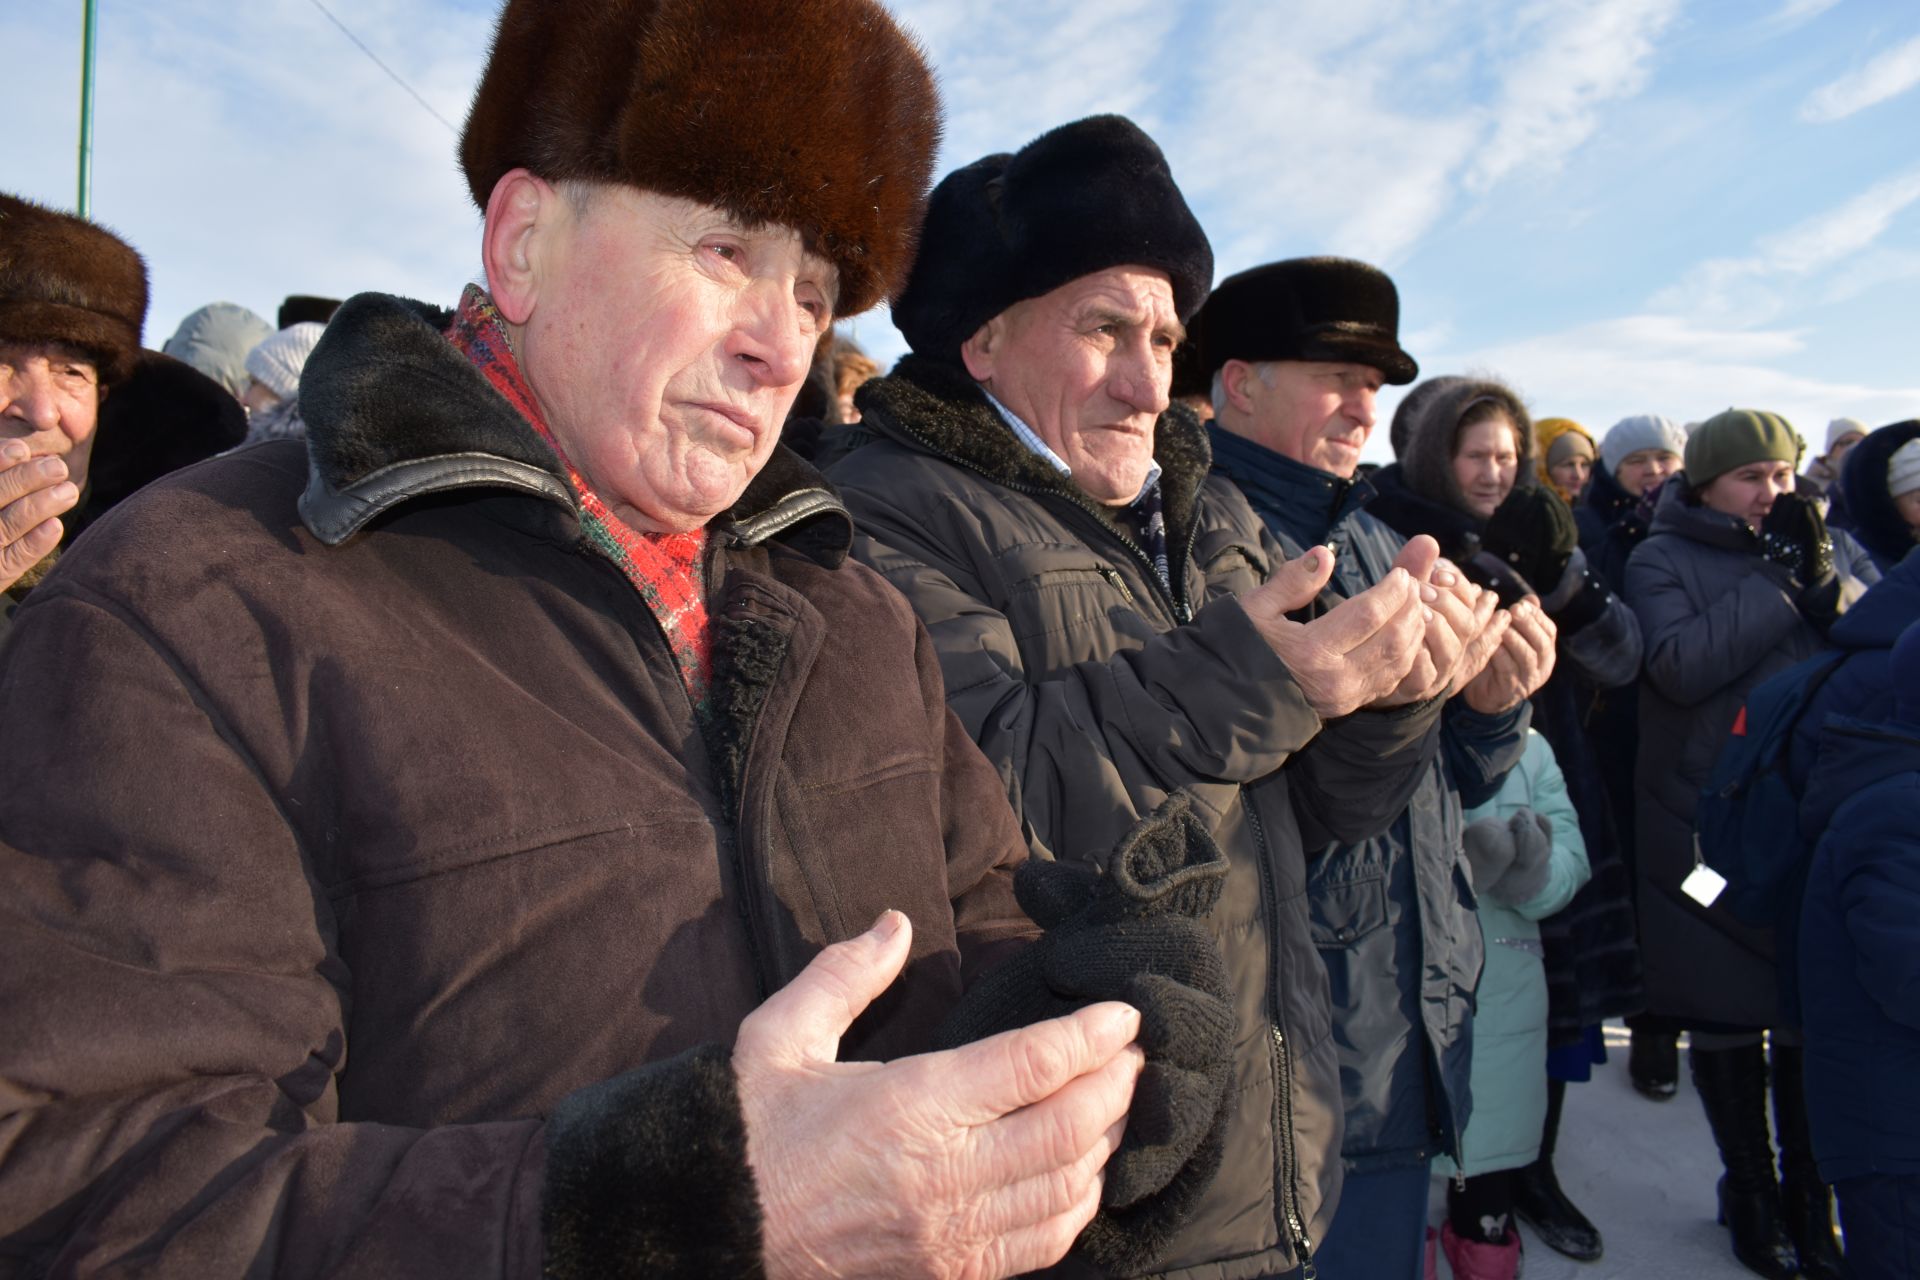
[1626,408,1844,1280]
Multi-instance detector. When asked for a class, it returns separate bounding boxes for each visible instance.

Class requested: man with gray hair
[0,3,1224,1276]
[828,119,1502,1277]
[1190,256,1554,1276]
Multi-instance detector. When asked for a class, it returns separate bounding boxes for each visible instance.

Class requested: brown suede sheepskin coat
[0,294,1034,1278]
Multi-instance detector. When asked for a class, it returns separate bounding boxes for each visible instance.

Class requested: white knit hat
[1601,414,1688,476]
[1826,417,1868,453]
[244,322,325,400]
[1889,438,1920,500]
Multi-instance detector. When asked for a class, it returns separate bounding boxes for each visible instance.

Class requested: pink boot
[1425,1227,1440,1280]
[1440,1220,1521,1280]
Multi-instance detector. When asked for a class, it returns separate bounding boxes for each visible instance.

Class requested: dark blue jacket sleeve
[1442,698,1531,811]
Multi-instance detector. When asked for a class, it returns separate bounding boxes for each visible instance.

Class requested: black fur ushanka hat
[1188,257,1417,388]
[892,115,1214,364]
[459,0,941,318]
[0,193,148,386]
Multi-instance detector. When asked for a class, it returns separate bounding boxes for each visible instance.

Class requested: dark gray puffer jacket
[827,355,1447,1279]
[1626,479,1825,1029]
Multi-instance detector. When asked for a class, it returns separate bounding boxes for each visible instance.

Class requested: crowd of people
[2,0,1916,1277]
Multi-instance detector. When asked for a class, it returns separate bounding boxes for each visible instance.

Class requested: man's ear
[1220,359,1261,415]
[481,168,559,326]
[958,314,1002,382]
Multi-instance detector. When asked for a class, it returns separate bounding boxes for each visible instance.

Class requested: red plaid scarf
[446,285,712,698]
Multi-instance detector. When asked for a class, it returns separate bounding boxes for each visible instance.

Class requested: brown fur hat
[459,0,940,318]
[0,193,148,385]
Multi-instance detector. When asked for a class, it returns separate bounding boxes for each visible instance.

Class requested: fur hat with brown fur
[0,193,148,385]
[459,0,940,318]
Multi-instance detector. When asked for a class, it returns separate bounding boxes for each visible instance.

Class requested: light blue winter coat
[1439,730,1591,1178]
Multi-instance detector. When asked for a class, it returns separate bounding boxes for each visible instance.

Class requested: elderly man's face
[515,185,834,533]
[1,341,103,492]
[1225,359,1382,480]
[963,266,1179,506]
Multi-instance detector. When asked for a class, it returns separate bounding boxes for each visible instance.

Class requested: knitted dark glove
[1488,810,1554,906]
[1480,485,1579,595]
[934,792,1236,1276]
[1759,492,1834,587]
[1462,547,1535,608]
[1760,492,1839,627]
[1462,815,1519,895]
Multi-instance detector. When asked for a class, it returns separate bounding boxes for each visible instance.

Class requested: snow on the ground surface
[1424,1023,1770,1279]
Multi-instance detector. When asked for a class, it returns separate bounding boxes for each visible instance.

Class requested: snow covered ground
[1424,1023,1774,1279]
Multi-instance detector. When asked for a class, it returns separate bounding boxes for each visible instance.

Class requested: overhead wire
[306,0,459,135]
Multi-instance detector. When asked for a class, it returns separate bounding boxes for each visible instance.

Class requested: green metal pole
[78,0,98,218]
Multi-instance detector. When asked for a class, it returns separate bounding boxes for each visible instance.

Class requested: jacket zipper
[1243,798,1315,1276]
[575,538,775,999]
[888,416,1197,626]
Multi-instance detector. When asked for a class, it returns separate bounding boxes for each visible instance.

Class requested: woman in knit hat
[239,321,325,445]
[1804,416,1867,498]
[1372,376,1647,1269]
[1625,408,1852,1279]
[1535,417,1597,505]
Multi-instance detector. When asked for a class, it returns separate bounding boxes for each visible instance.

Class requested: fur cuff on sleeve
[542,1043,764,1278]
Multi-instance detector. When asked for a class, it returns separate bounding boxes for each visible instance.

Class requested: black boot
[1693,1043,1800,1280]
[1628,1019,1679,1100]
[1511,1078,1603,1261]
[1771,1043,1848,1280]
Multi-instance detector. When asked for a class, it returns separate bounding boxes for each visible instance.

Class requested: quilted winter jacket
[0,295,1039,1278]
[828,356,1448,1278]
[1442,731,1589,1179]
[1626,478,1824,1028]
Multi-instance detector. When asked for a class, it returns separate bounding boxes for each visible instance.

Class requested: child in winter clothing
[1798,620,1920,1280]
[1434,729,1592,1279]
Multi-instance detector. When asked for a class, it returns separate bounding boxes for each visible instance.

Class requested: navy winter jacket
[1211,429,1523,1171]
[1798,711,1920,1184]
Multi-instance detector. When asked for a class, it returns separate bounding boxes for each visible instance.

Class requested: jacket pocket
[1308,873,1390,949]
[997,545,1148,646]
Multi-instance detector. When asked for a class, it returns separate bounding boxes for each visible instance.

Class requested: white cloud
[1465,0,1682,192]
[1800,33,1920,122]
[4,0,491,344]
[1652,169,1920,324]
[1765,0,1842,30]
[1392,313,1919,460]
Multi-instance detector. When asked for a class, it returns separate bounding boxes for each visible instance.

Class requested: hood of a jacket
[1583,458,1641,527]
[1647,473,1760,554]
[1393,376,1538,516]
[1830,544,1920,649]
[853,352,1214,567]
[1206,423,1376,548]
[1805,716,1920,833]
[1839,419,1920,567]
[296,292,852,565]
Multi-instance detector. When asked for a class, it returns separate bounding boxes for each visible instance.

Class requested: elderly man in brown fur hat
[0,194,148,628]
[0,2,1242,1277]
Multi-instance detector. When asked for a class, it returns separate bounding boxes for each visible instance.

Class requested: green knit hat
[1684,408,1800,486]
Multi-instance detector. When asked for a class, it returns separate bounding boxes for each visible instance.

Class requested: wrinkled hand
[0,441,78,593]
[1460,596,1558,714]
[1239,542,1427,719]
[1374,547,1497,706]
[737,912,1145,1280]
[1447,576,1512,694]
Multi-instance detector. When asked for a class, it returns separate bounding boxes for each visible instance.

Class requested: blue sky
[8,0,1918,462]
